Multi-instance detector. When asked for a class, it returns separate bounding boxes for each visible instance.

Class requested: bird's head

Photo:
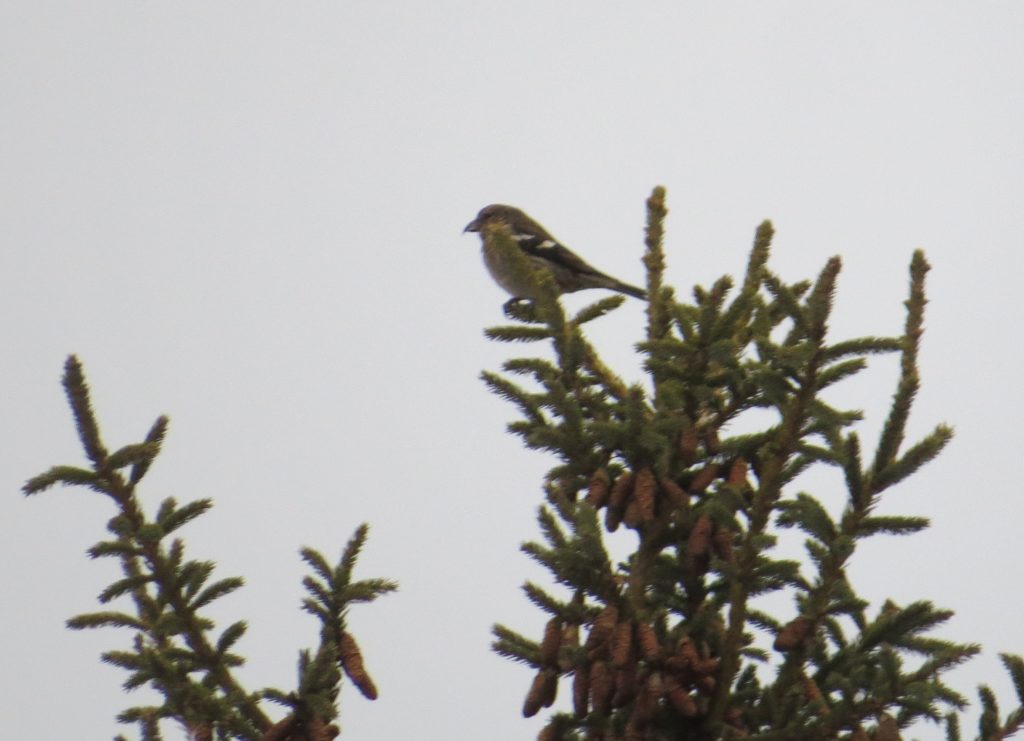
[464,204,523,233]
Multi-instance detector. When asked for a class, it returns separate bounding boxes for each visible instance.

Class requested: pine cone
[523,669,558,717]
[610,621,634,668]
[704,428,721,455]
[611,665,639,707]
[665,675,699,717]
[631,672,662,726]
[774,616,813,652]
[540,617,564,667]
[678,428,699,465]
[688,514,714,566]
[711,524,735,562]
[724,707,747,734]
[658,476,689,510]
[635,621,661,663]
[874,714,902,741]
[586,468,611,509]
[688,463,720,494]
[538,718,568,741]
[633,467,657,524]
[572,666,590,716]
[590,660,613,715]
[338,632,378,700]
[605,471,634,532]
[585,605,619,655]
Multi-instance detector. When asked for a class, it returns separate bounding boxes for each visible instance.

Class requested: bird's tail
[611,280,647,300]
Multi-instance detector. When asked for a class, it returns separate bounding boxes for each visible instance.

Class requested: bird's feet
[503,297,540,323]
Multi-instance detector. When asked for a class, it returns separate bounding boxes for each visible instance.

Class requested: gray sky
[2,3,1022,739]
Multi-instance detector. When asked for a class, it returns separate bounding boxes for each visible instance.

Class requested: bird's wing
[512,233,606,277]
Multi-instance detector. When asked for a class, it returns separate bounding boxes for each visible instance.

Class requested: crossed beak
[463,218,481,233]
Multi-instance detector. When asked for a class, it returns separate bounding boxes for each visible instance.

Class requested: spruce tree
[485,187,1024,740]
[23,357,396,740]
[18,189,1024,740]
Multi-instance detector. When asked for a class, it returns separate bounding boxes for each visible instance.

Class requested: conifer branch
[23,357,396,739]
[63,354,109,467]
[644,185,670,342]
[872,250,930,478]
[483,194,1009,740]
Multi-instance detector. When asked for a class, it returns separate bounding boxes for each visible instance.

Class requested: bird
[464,204,647,303]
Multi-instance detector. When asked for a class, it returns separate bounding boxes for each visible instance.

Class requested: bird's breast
[482,243,547,299]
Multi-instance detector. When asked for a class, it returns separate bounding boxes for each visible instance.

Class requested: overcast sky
[2,3,1022,739]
